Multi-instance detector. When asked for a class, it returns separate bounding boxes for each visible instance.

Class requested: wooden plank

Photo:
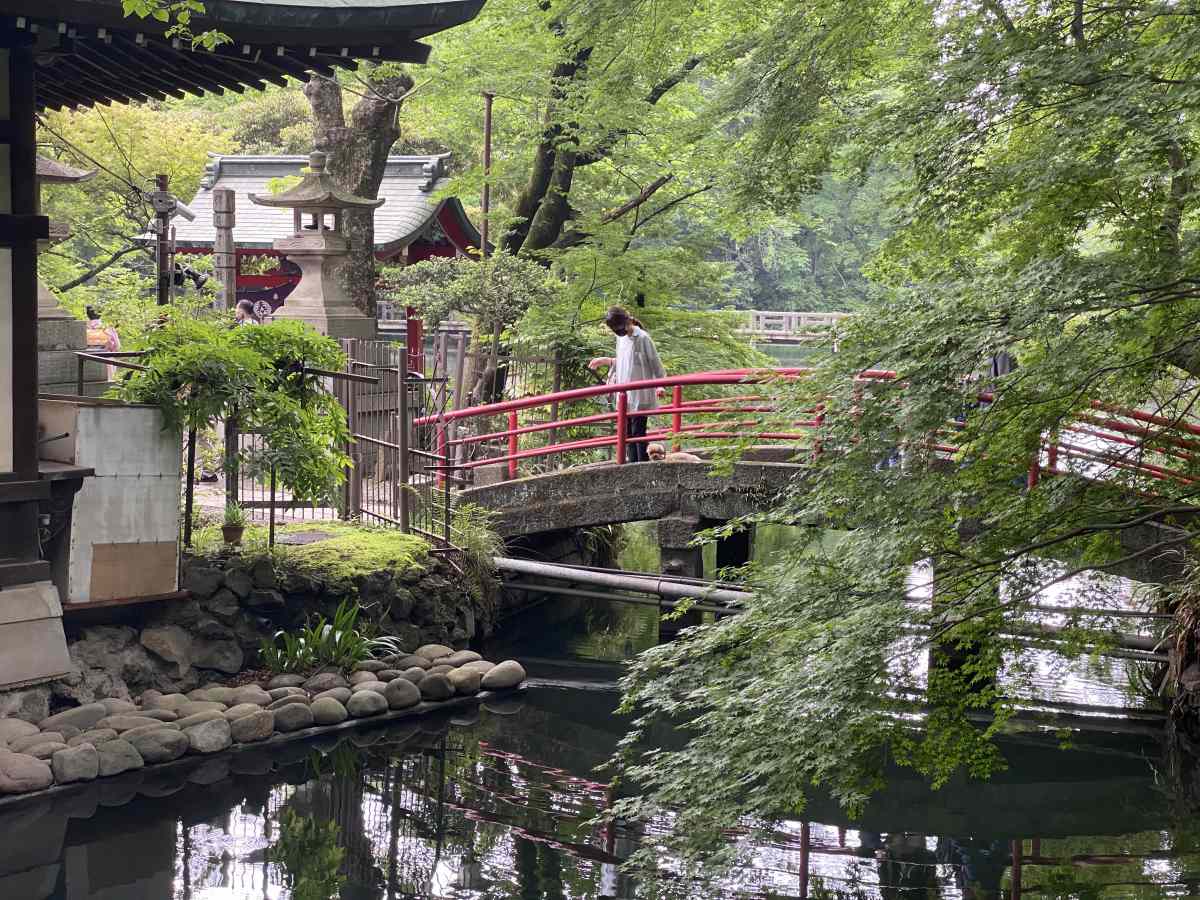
[87,541,178,602]
[63,589,189,614]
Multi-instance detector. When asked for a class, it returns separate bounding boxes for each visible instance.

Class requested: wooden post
[213,187,236,310]
[1010,839,1022,900]
[481,91,494,257]
[155,174,171,306]
[183,428,196,547]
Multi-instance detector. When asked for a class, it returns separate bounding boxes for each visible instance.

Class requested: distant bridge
[736,310,851,343]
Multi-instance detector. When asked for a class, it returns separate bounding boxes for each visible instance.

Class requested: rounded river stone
[268,695,310,712]
[267,686,307,701]
[175,710,226,730]
[444,650,482,667]
[27,741,68,760]
[481,660,527,691]
[353,659,387,673]
[351,681,388,695]
[393,655,431,671]
[447,667,482,696]
[138,709,179,722]
[184,718,232,754]
[97,739,144,776]
[128,728,189,764]
[460,660,496,675]
[427,664,454,677]
[0,751,53,794]
[377,669,402,682]
[415,643,453,661]
[0,719,39,745]
[40,703,108,734]
[384,678,421,710]
[303,672,348,694]
[9,732,63,754]
[52,743,99,784]
[401,667,426,684]
[311,697,348,725]
[267,674,306,690]
[223,703,265,721]
[120,723,181,743]
[346,691,387,718]
[418,674,453,702]
[273,703,314,733]
[99,699,138,716]
[230,710,274,743]
[69,728,118,747]
[313,687,352,705]
[96,715,168,733]
[175,701,227,718]
[348,670,379,685]
[231,686,272,707]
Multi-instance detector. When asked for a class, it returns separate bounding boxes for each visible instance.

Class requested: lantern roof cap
[248,151,385,211]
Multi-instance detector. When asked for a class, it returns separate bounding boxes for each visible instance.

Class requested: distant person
[588,306,666,463]
[647,442,703,463]
[235,299,261,325]
[84,305,120,381]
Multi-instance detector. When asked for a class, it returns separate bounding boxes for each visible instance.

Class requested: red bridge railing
[411,367,1200,491]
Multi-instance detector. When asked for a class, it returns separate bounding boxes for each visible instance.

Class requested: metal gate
[340,338,453,546]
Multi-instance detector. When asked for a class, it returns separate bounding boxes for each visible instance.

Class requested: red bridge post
[616,392,628,464]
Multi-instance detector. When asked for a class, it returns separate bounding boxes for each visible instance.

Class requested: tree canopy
[609,0,1200,889]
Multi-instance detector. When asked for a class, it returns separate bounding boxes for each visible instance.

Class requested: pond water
[2,529,1188,899]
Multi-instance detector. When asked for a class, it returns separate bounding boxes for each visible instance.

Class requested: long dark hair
[605,305,644,332]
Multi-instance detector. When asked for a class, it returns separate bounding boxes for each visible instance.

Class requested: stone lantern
[248,150,382,339]
[36,156,98,392]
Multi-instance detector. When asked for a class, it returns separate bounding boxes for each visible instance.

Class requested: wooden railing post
[616,392,628,464]
[507,410,519,480]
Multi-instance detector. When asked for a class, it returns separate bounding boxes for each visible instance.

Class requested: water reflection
[0,680,1194,900]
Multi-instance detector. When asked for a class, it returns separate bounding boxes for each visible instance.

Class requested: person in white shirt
[589,305,666,462]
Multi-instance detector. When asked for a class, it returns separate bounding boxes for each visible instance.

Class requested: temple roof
[170,153,483,254]
[248,151,385,212]
[36,156,96,183]
[7,0,485,111]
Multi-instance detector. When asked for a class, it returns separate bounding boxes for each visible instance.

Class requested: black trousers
[625,414,649,463]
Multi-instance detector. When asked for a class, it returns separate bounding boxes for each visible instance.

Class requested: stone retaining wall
[0,549,494,724]
[0,647,526,801]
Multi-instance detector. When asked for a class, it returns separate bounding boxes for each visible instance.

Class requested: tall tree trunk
[304,69,414,316]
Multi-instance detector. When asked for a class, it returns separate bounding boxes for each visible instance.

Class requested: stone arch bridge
[460,460,800,578]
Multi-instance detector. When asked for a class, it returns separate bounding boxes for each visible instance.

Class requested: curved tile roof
[171,152,476,253]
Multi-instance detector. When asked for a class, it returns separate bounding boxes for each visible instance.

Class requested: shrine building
[171,153,485,316]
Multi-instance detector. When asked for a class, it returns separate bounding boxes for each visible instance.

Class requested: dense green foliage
[116,317,351,504]
[606,0,1200,890]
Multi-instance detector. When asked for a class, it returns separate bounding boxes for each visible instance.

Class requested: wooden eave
[1,0,485,110]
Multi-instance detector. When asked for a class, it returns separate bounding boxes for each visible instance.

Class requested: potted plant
[222,503,247,546]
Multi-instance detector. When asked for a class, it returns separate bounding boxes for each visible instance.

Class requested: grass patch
[191,520,429,585]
